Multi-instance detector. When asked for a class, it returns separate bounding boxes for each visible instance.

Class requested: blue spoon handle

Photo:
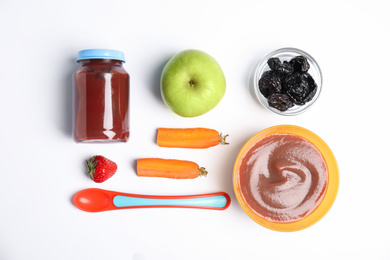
[112,193,230,210]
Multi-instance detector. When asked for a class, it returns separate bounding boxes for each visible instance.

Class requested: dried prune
[267,94,294,111]
[289,56,310,73]
[284,72,316,105]
[267,58,293,75]
[258,70,282,98]
[302,73,317,102]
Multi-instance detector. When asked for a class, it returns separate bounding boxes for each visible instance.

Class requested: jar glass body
[73,59,129,142]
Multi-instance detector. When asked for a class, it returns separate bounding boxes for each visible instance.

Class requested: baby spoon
[73,188,231,212]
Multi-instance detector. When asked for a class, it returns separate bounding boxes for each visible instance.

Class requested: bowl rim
[233,125,339,232]
[253,47,323,116]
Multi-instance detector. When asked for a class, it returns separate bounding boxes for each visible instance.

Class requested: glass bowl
[253,48,323,116]
[233,125,339,232]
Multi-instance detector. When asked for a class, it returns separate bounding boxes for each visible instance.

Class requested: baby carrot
[137,158,207,179]
[157,128,229,149]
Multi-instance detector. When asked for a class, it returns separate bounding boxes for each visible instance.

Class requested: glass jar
[73,49,130,142]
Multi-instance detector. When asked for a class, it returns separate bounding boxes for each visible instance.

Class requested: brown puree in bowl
[239,133,328,223]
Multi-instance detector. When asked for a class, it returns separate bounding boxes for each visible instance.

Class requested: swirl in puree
[239,133,328,223]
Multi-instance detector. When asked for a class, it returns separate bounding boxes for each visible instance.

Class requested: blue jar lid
[77,49,125,62]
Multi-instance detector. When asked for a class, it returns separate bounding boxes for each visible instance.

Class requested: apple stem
[188,81,195,88]
[219,133,229,145]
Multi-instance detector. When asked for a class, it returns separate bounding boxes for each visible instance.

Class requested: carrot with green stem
[137,158,207,179]
[157,127,229,149]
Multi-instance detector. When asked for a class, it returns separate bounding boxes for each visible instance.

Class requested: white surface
[1,1,389,259]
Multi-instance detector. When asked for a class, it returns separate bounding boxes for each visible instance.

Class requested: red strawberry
[87,155,117,183]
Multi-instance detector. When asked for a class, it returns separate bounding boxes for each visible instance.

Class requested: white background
[1,0,389,259]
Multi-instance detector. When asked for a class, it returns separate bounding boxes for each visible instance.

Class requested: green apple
[160,49,226,117]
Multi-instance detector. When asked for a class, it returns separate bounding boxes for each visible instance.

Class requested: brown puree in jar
[239,133,328,223]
